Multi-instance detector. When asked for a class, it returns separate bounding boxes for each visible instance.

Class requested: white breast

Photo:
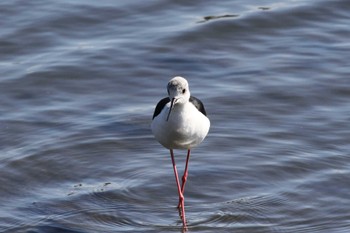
[151,102,210,150]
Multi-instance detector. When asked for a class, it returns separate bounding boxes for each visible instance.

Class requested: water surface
[1,0,350,232]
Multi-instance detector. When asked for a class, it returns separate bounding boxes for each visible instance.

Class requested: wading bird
[151,76,210,227]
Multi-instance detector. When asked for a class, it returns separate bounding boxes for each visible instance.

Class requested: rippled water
[1,0,350,232]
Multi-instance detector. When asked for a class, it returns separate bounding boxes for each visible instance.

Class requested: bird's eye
[182,89,186,94]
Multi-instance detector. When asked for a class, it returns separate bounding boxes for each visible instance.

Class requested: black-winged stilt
[151,76,210,227]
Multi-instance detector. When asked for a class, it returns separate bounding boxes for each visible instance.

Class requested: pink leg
[170,149,187,227]
[178,149,191,208]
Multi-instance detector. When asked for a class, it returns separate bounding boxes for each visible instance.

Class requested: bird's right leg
[170,149,187,227]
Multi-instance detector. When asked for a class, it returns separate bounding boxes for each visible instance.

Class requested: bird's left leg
[178,149,191,209]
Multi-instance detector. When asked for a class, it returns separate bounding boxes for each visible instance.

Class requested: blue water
[1,0,350,232]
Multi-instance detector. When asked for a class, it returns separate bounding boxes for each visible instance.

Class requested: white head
[166,76,190,121]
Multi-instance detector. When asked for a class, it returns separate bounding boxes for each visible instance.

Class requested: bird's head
[166,76,190,121]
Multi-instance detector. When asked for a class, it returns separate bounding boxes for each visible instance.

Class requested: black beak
[166,98,176,121]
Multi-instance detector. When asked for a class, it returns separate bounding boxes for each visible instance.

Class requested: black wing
[152,97,170,119]
[189,96,207,116]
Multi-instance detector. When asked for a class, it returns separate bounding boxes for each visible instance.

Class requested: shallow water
[1,0,350,232]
